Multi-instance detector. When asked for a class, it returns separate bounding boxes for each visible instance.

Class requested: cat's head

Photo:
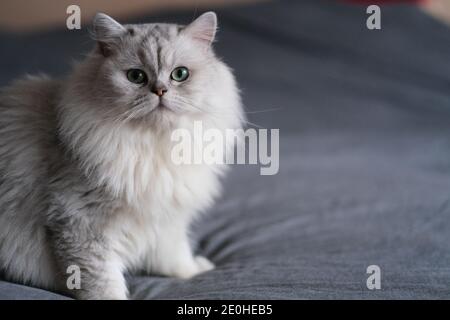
[65,12,241,131]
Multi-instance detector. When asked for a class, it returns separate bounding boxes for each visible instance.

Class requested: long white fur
[0,12,243,299]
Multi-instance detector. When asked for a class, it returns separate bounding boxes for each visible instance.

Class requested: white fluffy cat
[0,12,243,299]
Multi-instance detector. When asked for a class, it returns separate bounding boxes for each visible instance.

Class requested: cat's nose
[151,84,168,97]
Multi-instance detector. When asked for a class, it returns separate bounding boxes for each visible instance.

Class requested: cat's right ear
[91,13,126,57]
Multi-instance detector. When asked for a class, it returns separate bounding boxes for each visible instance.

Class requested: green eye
[127,69,147,84]
[171,67,189,82]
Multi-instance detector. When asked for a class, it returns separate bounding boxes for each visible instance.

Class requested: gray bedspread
[1,0,450,299]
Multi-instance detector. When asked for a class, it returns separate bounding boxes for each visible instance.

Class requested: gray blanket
[1,0,450,299]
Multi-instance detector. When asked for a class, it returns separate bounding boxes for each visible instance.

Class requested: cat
[0,12,243,299]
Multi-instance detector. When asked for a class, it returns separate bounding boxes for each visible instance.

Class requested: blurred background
[0,0,450,32]
[0,0,262,32]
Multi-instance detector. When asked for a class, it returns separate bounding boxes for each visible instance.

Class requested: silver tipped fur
[0,13,243,299]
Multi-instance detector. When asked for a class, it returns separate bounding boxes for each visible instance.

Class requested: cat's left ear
[92,13,127,56]
[182,12,217,47]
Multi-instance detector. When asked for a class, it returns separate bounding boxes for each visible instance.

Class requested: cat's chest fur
[93,124,220,207]
[93,125,221,271]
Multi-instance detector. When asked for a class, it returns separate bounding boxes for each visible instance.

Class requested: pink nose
[151,86,167,97]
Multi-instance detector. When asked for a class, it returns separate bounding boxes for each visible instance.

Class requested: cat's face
[86,12,219,127]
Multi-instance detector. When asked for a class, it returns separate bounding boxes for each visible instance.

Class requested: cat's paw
[173,256,215,279]
[194,256,215,273]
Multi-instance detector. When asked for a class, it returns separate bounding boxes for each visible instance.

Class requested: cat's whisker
[169,95,264,129]
[244,107,283,114]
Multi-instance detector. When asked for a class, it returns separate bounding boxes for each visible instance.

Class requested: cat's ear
[182,12,217,47]
[92,13,126,56]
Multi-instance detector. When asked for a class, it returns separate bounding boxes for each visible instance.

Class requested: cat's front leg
[47,223,128,300]
[150,220,215,279]
[46,190,128,299]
